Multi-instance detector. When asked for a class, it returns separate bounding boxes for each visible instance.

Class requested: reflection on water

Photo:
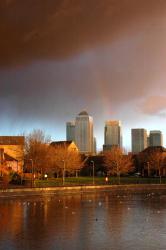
[0,192,166,250]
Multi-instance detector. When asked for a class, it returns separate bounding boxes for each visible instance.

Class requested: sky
[1,0,166,151]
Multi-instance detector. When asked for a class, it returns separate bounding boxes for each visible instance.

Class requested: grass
[34,176,166,187]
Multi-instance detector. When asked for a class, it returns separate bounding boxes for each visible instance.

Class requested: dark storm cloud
[1,0,166,147]
[1,0,166,66]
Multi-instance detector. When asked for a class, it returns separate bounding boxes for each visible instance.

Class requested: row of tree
[2,129,166,187]
[24,130,134,184]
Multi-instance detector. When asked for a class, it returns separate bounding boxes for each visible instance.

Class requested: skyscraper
[103,120,122,151]
[66,121,75,141]
[149,130,163,147]
[131,129,147,154]
[93,137,97,154]
[75,111,93,154]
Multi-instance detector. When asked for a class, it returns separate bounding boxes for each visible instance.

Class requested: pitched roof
[142,146,166,153]
[0,136,25,145]
[4,153,18,162]
[50,141,73,147]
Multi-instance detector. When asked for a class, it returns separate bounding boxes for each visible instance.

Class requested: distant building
[50,140,78,152]
[66,121,75,141]
[149,130,163,147]
[75,111,94,154]
[103,120,122,151]
[0,136,25,172]
[131,129,147,154]
[93,137,97,155]
[147,136,150,147]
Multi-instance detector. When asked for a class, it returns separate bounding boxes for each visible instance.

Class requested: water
[0,191,166,250]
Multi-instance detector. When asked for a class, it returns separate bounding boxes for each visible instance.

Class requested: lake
[0,191,166,250]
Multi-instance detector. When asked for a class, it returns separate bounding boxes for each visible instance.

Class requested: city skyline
[1,1,166,151]
[0,109,165,151]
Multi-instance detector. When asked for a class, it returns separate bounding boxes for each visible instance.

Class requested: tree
[138,147,164,182]
[104,146,133,184]
[0,164,13,189]
[49,143,82,184]
[25,129,51,176]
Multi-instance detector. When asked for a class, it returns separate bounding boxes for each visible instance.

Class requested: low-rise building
[50,140,78,152]
[0,136,25,172]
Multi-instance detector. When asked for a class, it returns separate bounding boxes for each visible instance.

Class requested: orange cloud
[140,96,166,116]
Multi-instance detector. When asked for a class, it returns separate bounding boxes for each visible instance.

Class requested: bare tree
[45,145,61,177]
[104,146,133,184]
[25,129,51,176]
[50,143,82,184]
[139,148,164,182]
[153,151,164,183]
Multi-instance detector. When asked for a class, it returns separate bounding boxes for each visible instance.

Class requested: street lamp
[91,160,95,185]
[62,160,65,185]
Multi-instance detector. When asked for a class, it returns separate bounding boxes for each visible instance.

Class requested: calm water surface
[0,191,166,250]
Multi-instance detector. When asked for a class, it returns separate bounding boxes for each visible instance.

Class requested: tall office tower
[66,121,75,141]
[147,136,150,147]
[131,129,147,154]
[103,120,122,151]
[93,137,97,155]
[149,130,163,147]
[75,111,93,154]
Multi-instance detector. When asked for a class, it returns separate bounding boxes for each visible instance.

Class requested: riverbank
[1,184,166,198]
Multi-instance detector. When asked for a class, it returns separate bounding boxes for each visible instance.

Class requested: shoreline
[1,184,166,198]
